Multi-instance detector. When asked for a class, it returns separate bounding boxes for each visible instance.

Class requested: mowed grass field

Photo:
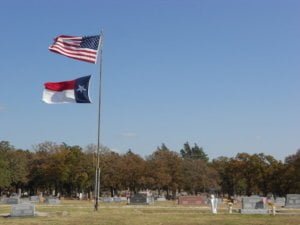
[0,200,300,225]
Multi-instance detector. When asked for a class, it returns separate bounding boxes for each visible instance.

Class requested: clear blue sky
[1,0,299,161]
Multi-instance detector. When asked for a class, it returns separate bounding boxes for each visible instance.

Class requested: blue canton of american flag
[49,35,101,63]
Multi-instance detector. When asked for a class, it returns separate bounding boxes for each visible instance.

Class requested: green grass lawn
[0,200,299,225]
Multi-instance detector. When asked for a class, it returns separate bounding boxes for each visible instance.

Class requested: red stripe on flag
[49,34,100,64]
[44,80,76,91]
[49,49,96,63]
[49,44,97,56]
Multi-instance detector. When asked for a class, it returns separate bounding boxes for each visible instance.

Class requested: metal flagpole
[95,31,104,211]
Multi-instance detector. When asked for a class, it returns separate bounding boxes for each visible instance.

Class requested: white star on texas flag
[77,85,87,93]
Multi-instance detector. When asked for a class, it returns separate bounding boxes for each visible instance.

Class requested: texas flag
[42,75,91,104]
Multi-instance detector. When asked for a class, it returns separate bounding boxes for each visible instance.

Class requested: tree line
[0,140,299,198]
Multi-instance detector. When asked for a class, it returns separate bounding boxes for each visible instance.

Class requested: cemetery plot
[29,196,40,203]
[113,197,122,203]
[285,194,300,208]
[240,196,268,214]
[275,197,286,207]
[11,203,35,217]
[45,197,61,205]
[129,193,153,205]
[156,196,166,201]
[178,196,206,206]
[6,197,20,205]
[102,197,113,203]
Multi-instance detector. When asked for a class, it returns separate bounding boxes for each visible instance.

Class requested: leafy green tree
[212,153,283,196]
[29,142,70,195]
[63,145,88,195]
[0,141,30,193]
[180,142,215,194]
[148,144,183,198]
[252,153,281,195]
[182,158,207,194]
[100,150,122,196]
[119,150,146,193]
[235,153,261,195]
[147,147,172,195]
[0,142,11,189]
[266,158,285,196]
[45,145,70,195]
[282,149,300,193]
[8,150,30,193]
[180,142,209,162]
[28,146,51,194]
[212,156,239,196]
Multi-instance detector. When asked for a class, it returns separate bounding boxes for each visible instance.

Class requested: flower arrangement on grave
[267,201,276,216]
[223,198,234,214]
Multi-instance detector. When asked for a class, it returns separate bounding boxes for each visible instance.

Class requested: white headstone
[210,195,218,214]
[18,189,22,197]
[156,196,167,201]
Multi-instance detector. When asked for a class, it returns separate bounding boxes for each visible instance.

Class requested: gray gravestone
[45,197,60,204]
[156,196,166,202]
[113,197,122,203]
[20,198,30,204]
[285,194,300,208]
[29,196,40,203]
[120,197,127,201]
[275,197,286,207]
[0,197,8,204]
[240,196,268,214]
[103,197,113,203]
[11,203,35,217]
[129,193,148,205]
[6,197,20,205]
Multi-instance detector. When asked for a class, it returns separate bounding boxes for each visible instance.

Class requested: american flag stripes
[49,35,101,63]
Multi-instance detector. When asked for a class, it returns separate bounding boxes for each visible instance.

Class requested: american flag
[49,35,101,63]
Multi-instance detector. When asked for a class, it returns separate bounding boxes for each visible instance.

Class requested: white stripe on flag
[42,89,76,104]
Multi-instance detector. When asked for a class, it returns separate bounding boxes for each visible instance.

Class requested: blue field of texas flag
[42,75,91,104]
